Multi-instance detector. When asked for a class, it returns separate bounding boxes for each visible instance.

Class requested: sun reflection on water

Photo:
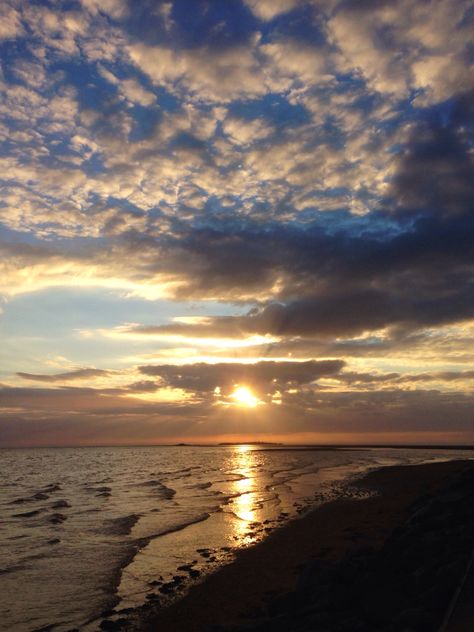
[229,445,259,541]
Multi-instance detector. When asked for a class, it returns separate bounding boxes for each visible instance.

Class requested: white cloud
[128,36,267,102]
[98,66,156,106]
[328,0,472,103]
[223,116,273,146]
[244,0,300,21]
[80,0,128,20]
[0,2,24,41]
[263,39,335,88]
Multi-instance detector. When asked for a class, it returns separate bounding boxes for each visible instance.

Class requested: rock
[117,607,135,615]
[99,620,120,631]
[146,593,160,603]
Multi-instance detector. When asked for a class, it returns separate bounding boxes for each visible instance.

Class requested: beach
[3,449,474,632]
[122,459,474,632]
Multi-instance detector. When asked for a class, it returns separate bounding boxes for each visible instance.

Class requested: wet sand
[115,460,474,632]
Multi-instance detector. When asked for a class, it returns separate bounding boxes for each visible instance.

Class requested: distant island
[217,442,283,446]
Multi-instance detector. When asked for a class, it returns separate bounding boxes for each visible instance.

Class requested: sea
[1,445,473,632]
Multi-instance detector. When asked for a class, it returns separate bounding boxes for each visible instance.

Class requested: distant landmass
[217,442,283,446]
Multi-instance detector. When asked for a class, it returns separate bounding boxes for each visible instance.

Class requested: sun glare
[231,386,259,408]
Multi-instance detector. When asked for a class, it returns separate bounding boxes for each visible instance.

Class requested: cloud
[0,2,24,41]
[335,369,474,390]
[262,39,334,87]
[2,383,474,446]
[390,91,474,217]
[80,0,128,19]
[328,0,472,102]
[98,67,156,106]
[16,368,111,383]
[139,359,345,395]
[243,0,301,21]
[223,116,273,146]
[127,36,266,102]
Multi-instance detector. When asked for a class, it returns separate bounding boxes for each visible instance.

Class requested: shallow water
[1,445,473,632]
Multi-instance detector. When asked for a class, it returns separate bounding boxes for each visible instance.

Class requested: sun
[231,386,259,408]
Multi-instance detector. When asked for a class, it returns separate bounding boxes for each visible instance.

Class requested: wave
[157,483,176,499]
[0,563,28,576]
[43,483,61,493]
[189,481,212,490]
[11,494,46,504]
[135,480,176,499]
[13,509,45,518]
[10,483,64,505]
[51,499,71,509]
[145,512,211,541]
[104,514,141,536]
[138,479,162,487]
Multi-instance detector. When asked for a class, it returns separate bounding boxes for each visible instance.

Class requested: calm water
[1,445,473,631]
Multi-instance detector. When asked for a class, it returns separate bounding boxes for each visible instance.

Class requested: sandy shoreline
[97,459,474,632]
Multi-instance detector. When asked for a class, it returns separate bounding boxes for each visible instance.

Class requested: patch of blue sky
[304,119,347,151]
[128,103,162,142]
[227,94,311,129]
[52,59,116,111]
[153,86,182,113]
[347,91,382,118]
[37,137,81,166]
[0,40,33,84]
[420,96,466,128]
[105,196,146,217]
[122,0,257,49]
[168,131,208,153]
[82,152,107,177]
[166,0,257,48]
[0,330,126,376]
[0,224,49,246]
[0,288,248,373]
[0,288,245,337]
[303,207,403,240]
[202,195,239,218]
[259,3,327,45]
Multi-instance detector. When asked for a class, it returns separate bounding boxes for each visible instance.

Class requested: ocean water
[1,445,473,632]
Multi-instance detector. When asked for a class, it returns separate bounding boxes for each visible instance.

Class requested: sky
[0,0,473,447]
